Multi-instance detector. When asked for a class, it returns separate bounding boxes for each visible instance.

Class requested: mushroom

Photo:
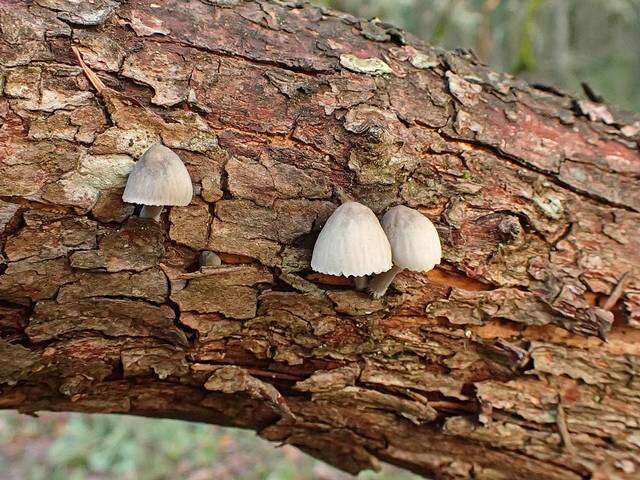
[199,250,222,268]
[311,201,392,289]
[368,205,441,298]
[122,143,193,221]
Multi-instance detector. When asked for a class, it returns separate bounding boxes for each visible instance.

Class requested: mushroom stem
[353,276,368,291]
[368,265,403,299]
[139,205,163,221]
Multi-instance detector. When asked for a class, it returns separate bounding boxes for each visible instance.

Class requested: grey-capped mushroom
[199,250,221,268]
[368,205,441,298]
[122,143,193,221]
[311,202,392,289]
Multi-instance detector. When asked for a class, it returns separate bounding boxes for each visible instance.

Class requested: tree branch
[1,1,639,478]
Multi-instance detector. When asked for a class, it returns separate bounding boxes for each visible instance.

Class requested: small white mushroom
[199,250,221,268]
[122,143,193,221]
[368,205,441,298]
[311,202,392,289]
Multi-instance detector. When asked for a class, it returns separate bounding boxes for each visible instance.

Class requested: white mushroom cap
[382,205,441,271]
[122,143,193,206]
[311,202,392,277]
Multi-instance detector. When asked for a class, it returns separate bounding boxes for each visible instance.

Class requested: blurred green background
[2,1,639,480]
[0,412,420,480]
[322,0,640,112]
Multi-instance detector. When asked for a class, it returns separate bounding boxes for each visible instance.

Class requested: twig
[557,404,576,453]
[72,46,161,111]
[71,46,108,95]
[581,82,604,103]
[603,270,631,311]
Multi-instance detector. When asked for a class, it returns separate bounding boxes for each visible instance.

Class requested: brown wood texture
[1,1,640,478]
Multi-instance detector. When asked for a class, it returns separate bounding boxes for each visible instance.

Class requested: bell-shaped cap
[311,202,392,277]
[122,143,193,206]
[382,205,441,271]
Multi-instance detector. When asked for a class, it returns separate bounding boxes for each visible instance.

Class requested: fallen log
[1,1,640,478]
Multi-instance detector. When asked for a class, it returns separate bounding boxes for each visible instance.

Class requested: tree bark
[1,1,640,478]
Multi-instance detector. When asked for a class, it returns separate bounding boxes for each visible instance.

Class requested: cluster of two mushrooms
[311,202,441,298]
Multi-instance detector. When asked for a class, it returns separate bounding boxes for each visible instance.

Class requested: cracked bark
[1,1,640,479]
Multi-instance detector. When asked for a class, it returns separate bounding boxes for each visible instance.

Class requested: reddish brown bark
[1,1,640,478]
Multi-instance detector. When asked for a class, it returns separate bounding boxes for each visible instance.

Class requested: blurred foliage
[318,0,640,112]
[0,412,420,480]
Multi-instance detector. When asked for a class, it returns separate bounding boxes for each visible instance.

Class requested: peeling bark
[1,1,640,479]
